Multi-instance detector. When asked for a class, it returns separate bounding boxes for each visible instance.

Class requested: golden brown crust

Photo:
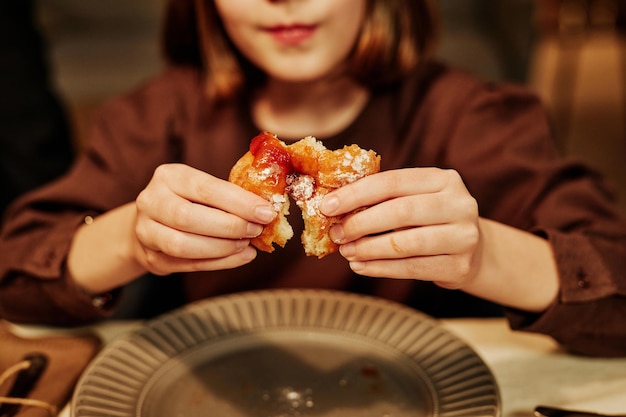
[229,132,380,258]
[228,150,293,252]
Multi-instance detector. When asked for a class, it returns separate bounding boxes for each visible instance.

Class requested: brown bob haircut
[162,0,438,102]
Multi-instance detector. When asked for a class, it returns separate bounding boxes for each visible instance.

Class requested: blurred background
[11,0,626,209]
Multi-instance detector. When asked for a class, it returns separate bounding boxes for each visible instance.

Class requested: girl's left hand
[320,167,482,289]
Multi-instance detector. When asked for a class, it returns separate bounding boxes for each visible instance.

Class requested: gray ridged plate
[72,289,500,417]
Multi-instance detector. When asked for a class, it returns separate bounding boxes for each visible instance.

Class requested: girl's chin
[267,74,329,84]
[263,64,348,85]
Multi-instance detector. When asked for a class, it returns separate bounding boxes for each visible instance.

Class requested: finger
[191,178,277,224]
[321,168,455,216]
[339,223,478,261]
[153,164,276,224]
[138,190,263,239]
[332,191,477,244]
[142,246,258,276]
[136,217,252,259]
[346,253,476,285]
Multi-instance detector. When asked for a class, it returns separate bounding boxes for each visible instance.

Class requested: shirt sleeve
[505,227,626,357]
[0,68,191,325]
[438,76,626,356]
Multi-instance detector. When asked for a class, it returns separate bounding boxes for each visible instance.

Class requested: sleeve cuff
[539,228,621,302]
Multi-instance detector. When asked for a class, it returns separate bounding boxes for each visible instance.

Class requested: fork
[535,405,626,417]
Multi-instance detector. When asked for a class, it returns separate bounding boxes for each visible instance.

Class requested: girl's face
[213,0,367,83]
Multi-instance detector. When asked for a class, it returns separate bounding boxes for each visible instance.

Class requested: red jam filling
[250,132,294,176]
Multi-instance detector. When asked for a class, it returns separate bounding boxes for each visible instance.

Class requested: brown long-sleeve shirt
[1,62,625,356]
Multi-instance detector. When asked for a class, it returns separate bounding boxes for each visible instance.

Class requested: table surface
[440,319,626,417]
[49,317,626,417]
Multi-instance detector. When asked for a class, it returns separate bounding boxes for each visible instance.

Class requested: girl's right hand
[133,163,276,275]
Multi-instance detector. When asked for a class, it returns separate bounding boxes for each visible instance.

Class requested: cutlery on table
[0,353,48,417]
[535,405,626,417]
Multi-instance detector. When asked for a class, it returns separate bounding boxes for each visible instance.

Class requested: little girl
[1,0,625,357]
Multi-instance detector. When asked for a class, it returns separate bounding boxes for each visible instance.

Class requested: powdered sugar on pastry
[229,132,381,258]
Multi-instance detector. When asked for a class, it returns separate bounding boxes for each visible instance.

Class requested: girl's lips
[264,24,317,46]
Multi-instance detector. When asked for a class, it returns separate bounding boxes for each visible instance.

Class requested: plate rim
[71,288,501,417]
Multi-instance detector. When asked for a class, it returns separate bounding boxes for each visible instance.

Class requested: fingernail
[329,224,346,243]
[240,246,257,262]
[350,261,365,272]
[255,205,276,223]
[246,222,263,237]
[321,195,339,215]
[339,242,355,258]
[236,239,251,249]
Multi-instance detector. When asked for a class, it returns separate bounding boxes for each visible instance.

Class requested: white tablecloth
[440,319,626,416]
